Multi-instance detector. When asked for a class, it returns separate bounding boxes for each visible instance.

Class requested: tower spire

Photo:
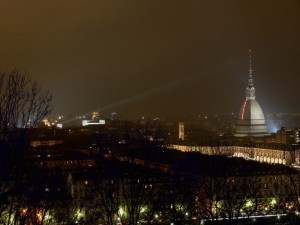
[246,49,255,100]
[248,49,254,87]
[235,49,267,137]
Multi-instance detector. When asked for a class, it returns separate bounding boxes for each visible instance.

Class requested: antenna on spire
[248,49,253,87]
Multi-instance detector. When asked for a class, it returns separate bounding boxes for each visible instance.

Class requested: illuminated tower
[235,50,268,137]
[92,111,99,120]
[179,122,184,140]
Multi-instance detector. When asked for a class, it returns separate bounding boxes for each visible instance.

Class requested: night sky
[0,1,299,118]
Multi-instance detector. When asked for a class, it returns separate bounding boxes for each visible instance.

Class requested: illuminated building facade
[276,127,300,145]
[235,50,268,137]
[178,122,184,140]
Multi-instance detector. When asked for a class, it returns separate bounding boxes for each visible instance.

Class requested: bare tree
[280,170,300,222]
[120,177,155,225]
[86,179,120,225]
[86,176,160,225]
[194,168,261,225]
[0,70,52,141]
[161,177,195,225]
[0,69,53,225]
[288,173,300,212]
[194,175,222,223]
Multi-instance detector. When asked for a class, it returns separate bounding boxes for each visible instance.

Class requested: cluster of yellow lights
[37,211,43,221]
[43,118,51,127]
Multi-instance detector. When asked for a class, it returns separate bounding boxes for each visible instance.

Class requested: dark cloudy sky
[0,0,299,117]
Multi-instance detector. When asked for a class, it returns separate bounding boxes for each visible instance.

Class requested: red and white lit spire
[235,50,267,136]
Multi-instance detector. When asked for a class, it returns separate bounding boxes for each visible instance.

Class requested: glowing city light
[271,198,277,205]
[246,200,253,208]
[118,207,125,217]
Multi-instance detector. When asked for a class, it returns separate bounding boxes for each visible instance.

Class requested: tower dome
[235,50,268,137]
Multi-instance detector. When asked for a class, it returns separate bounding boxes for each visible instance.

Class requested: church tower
[235,50,268,137]
[178,122,184,140]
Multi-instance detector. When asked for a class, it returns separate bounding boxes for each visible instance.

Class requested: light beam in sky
[62,61,226,124]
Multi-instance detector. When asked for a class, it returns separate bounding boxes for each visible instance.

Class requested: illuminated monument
[178,122,184,140]
[235,50,268,137]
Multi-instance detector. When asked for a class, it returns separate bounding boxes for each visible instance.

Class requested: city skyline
[0,1,299,117]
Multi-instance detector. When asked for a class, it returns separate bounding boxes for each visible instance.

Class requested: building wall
[171,145,299,166]
[30,140,63,147]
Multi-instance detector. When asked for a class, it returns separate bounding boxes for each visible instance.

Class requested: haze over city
[0,0,299,117]
[3,2,300,225]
